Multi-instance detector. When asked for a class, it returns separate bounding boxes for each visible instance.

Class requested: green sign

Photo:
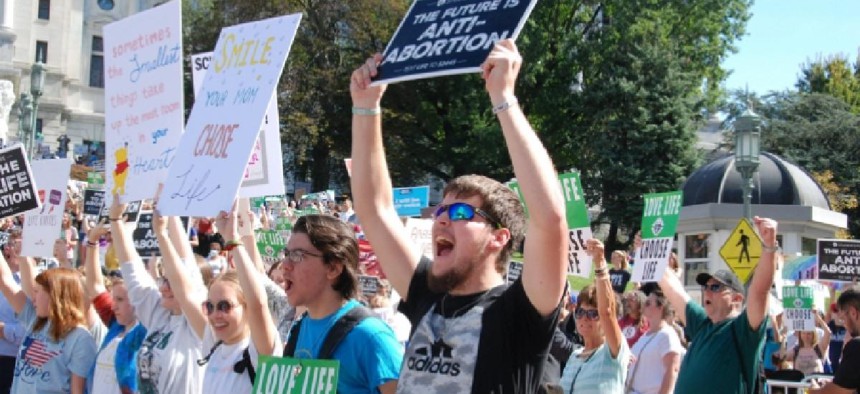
[87,171,104,185]
[275,217,293,231]
[640,191,683,239]
[252,356,339,393]
[508,172,590,229]
[255,230,286,260]
[782,286,814,309]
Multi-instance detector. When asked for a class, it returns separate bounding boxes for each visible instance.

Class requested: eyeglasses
[433,202,502,229]
[202,300,240,315]
[574,307,600,321]
[702,283,728,293]
[283,248,323,265]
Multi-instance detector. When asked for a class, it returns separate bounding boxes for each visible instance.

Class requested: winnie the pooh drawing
[112,143,129,196]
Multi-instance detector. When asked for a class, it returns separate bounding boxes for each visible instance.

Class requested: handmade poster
[818,239,860,282]
[160,14,301,216]
[375,0,538,84]
[632,191,683,283]
[103,0,184,206]
[405,217,433,259]
[393,186,429,217]
[21,159,71,257]
[0,145,39,218]
[190,51,285,198]
[83,189,106,216]
[782,286,815,331]
[252,356,339,393]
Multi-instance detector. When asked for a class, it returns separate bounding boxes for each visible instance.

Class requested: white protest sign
[103,0,184,206]
[159,14,301,216]
[21,159,71,257]
[0,145,40,218]
[782,286,815,331]
[405,217,433,259]
[190,51,285,198]
[567,227,594,278]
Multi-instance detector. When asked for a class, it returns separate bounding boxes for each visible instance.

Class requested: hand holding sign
[481,39,520,103]
[350,54,387,108]
[109,194,128,223]
[215,203,240,242]
[87,219,109,243]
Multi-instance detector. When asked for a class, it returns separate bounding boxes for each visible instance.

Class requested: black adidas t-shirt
[397,257,560,393]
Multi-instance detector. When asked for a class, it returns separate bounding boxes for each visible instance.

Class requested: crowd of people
[0,40,856,394]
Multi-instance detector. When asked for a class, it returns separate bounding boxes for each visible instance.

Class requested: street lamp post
[28,61,46,159]
[733,107,762,220]
[17,93,32,153]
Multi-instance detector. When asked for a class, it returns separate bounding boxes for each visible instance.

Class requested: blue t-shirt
[291,300,402,394]
[12,300,97,394]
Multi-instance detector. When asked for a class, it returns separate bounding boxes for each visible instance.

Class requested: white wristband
[492,96,518,114]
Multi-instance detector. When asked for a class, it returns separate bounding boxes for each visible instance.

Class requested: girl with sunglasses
[560,239,629,394]
[189,205,282,393]
[0,251,97,393]
[625,290,684,394]
[83,221,147,394]
[110,198,205,394]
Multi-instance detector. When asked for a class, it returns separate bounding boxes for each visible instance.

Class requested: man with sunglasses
[657,216,779,394]
[350,39,569,393]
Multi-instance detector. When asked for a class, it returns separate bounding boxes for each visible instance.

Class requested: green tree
[797,54,860,113]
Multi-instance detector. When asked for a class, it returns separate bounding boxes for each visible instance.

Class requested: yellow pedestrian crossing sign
[719,218,762,284]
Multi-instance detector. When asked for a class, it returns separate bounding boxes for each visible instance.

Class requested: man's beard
[427,261,474,293]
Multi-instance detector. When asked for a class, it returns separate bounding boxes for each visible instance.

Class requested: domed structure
[682,152,830,209]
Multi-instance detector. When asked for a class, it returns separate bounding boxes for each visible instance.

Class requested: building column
[0,0,12,31]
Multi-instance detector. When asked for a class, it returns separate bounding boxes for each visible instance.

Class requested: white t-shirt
[201,325,282,394]
[121,257,205,394]
[627,325,686,394]
[92,336,121,394]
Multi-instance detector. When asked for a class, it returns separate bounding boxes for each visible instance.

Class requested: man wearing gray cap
[658,216,779,394]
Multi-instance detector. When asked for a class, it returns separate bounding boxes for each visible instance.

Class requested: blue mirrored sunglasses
[433,202,502,229]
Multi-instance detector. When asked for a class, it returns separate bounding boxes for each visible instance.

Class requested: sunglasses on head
[574,307,600,321]
[433,202,502,229]
[202,300,239,315]
[702,283,728,293]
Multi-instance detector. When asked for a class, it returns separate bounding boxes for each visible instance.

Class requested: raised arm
[747,216,778,331]
[0,251,25,314]
[350,53,420,298]
[237,199,265,274]
[84,222,109,300]
[658,263,691,325]
[483,40,568,316]
[154,213,207,338]
[816,312,832,355]
[167,213,194,262]
[217,208,279,355]
[17,257,37,301]
[588,239,624,357]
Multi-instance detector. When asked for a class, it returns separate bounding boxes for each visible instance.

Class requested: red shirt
[619,315,649,347]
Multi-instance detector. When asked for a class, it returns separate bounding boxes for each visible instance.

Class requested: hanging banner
[21,159,71,257]
[103,0,184,206]
[190,51,285,198]
[160,14,301,216]
[374,0,538,84]
[632,191,683,283]
[817,239,860,282]
[0,145,39,219]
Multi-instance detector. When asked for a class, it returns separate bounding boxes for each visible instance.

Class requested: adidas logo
[406,338,461,376]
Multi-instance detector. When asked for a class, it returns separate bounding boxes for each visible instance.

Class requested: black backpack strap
[244,347,256,384]
[283,314,306,357]
[318,306,372,359]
